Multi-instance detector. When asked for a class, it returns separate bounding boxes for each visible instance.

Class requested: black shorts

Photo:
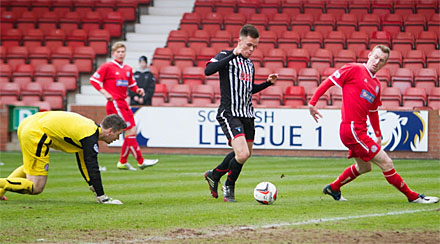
[217,110,255,144]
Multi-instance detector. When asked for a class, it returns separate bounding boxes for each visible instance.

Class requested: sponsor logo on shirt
[116,80,129,87]
[240,73,251,82]
[360,89,375,103]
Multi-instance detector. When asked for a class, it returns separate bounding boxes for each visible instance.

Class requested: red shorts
[106,99,135,129]
[339,122,380,162]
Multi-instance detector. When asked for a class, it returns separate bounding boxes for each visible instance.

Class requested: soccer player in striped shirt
[308,45,438,204]
[204,24,278,202]
[90,42,158,171]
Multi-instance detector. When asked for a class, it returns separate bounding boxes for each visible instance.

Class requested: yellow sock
[0,166,26,197]
[0,178,34,194]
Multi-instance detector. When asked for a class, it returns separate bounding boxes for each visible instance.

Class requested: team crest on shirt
[364,78,368,83]
[333,70,341,78]
[127,71,130,77]
[376,86,379,94]
[235,127,242,133]
[371,145,378,153]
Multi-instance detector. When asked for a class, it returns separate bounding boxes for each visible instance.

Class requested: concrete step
[126,33,168,42]
[154,0,195,8]
[139,15,181,24]
[75,94,107,105]
[148,7,191,16]
[133,24,177,34]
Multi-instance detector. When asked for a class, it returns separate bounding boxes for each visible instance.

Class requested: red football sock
[330,164,360,192]
[383,168,419,201]
[119,138,129,164]
[126,136,144,164]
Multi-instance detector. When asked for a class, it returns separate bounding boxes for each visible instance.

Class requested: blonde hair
[111,42,126,53]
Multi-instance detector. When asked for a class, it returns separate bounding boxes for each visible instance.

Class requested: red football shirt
[329,63,382,125]
[90,60,139,100]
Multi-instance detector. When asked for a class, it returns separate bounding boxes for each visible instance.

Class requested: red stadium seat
[179,12,201,34]
[168,84,191,106]
[348,0,370,15]
[174,48,196,71]
[95,0,116,18]
[215,0,237,15]
[297,68,320,95]
[191,84,214,106]
[382,14,403,36]
[403,14,426,36]
[258,31,278,54]
[159,66,181,83]
[247,13,269,34]
[188,30,210,54]
[314,13,336,37]
[334,50,356,69]
[52,0,74,16]
[16,11,37,32]
[260,0,281,16]
[196,47,217,67]
[301,31,324,56]
[51,46,73,71]
[427,87,440,109]
[29,46,51,67]
[152,47,173,72]
[254,67,273,83]
[281,0,302,15]
[268,13,290,37]
[66,29,87,49]
[427,13,440,34]
[82,11,103,33]
[237,0,259,18]
[59,11,81,34]
[250,49,264,68]
[336,13,357,36]
[384,50,403,75]
[56,64,79,91]
[310,49,333,74]
[391,68,414,93]
[381,87,402,108]
[193,0,215,14]
[34,64,56,85]
[6,46,28,71]
[264,49,286,70]
[287,49,310,73]
[259,86,283,107]
[392,32,415,56]
[358,14,381,36]
[415,31,438,56]
[307,87,331,108]
[166,30,189,53]
[224,13,246,36]
[324,31,346,55]
[73,0,94,16]
[403,87,427,108]
[0,64,12,78]
[152,83,168,106]
[320,67,337,82]
[371,0,393,17]
[210,30,232,52]
[347,31,369,57]
[414,68,438,93]
[403,50,425,74]
[376,67,391,87]
[21,82,43,104]
[290,14,314,37]
[88,29,111,55]
[415,0,438,19]
[426,50,440,74]
[303,0,325,16]
[1,29,22,49]
[274,67,297,90]
[394,0,415,16]
[45,29,66,52]
[0,83,21,105]
[72,46,95,73]
[38,12,59,35]
[283,86,306,108]
[103,11,124,38]
[277,31,300,53]
[201,12,223,36]
[1,11,16,33]
[326,0,348,19]
[116,0,138,22]
[369,31,392,49]
[329,86,342,107]
[42,82,66,110]
[182,67,205,85]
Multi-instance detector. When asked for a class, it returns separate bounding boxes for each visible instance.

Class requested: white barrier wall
[110,107,428,152]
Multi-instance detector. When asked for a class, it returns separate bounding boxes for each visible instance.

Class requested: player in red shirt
[308,45,438,204]
[90,42,158,171]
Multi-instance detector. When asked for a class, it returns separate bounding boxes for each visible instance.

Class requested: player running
[90,42,158,171]
[0,112,126,204]
[204,24,278,202]
[308,45,438,204]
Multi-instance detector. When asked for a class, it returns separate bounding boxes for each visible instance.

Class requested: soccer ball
[254,182,277,205]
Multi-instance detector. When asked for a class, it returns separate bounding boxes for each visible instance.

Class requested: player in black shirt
[204,24,278,202]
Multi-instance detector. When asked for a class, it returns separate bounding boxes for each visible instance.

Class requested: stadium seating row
[150,83,440,110]
[0,46,96,73]
[180,12,439,37]
[192,0,439,19]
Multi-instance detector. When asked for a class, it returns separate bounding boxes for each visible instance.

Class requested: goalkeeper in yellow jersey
[0,111,127,204]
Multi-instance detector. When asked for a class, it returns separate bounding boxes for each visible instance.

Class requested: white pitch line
[241,208,438,230]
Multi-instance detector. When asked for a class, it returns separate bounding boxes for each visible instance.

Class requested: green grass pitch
[0,152,439,243]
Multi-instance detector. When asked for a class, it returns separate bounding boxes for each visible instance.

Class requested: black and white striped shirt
[205,50,272,118]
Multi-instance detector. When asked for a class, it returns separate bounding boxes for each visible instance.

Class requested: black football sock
[212,151,235,180]
[225,158,243,186]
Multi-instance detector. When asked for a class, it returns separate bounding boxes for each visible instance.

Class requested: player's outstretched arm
[308,104,323,123]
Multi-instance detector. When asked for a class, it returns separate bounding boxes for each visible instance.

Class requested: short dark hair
[101,114,127,131]
[139,56,148,63]
[240,24,259,39]
[372,45,391,62]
